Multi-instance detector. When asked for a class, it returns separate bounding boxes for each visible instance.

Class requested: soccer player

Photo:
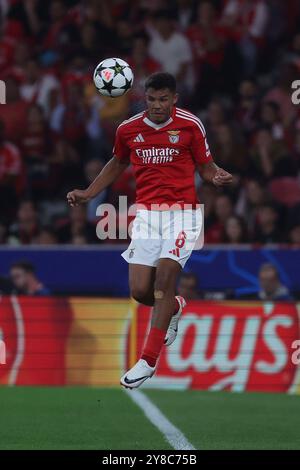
[67,72,233,388]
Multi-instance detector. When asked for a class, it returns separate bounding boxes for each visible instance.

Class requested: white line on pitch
[125,389,196,450]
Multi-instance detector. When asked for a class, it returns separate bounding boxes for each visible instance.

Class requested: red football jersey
[113,106,213,209]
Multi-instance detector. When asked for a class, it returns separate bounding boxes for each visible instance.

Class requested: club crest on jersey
[167,130,180,144]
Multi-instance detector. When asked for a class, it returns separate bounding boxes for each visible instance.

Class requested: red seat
[269,177,300,207]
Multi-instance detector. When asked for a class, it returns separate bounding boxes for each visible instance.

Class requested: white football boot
[164,296,186,346]
[120,359,156,389]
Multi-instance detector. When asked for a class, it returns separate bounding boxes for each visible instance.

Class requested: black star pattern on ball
[100,79,116,94]
[96,64,108,73]
[111,61,126,76]
[97,61,127,77]
[120,76,133,91]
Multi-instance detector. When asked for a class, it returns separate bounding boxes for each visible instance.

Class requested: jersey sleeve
[190,123,213,165]
[112,125,130,163]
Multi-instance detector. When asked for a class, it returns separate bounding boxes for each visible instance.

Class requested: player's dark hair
[145,72,176,93]
[11,260,35,274]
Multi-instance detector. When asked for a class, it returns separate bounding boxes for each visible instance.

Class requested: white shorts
[121,209,203,268]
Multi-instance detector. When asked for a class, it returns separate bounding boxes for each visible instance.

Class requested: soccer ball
[93,58,134,98]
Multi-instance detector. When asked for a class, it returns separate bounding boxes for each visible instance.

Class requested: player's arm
[198,160,233,187]
[67,157,129,206]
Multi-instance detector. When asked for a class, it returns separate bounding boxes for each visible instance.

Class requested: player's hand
[212,168,233,187]
[67,189,91,207]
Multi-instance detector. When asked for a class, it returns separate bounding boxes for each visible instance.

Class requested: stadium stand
[0,0,299,247]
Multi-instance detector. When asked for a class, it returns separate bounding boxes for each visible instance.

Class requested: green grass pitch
[0,387,300,450]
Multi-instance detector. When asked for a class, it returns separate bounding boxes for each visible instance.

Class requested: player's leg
[129,263,156,306]
[120,258,182,389]
[150,258,182,330]
[140,258,182,368]
[129,261,183,335]
[122,210,161,307]
[161,209,202,345]
[120,266,158,390]
[128,257,182,311]
[120,210,197,388]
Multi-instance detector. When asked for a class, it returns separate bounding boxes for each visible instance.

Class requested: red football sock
[141,327,166,367]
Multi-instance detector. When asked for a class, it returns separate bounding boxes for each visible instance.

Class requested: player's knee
[154,274,174,298]
[131,286,150,304]
[154,289,164,300]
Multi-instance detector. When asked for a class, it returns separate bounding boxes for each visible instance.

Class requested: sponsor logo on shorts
[169,248,180,257]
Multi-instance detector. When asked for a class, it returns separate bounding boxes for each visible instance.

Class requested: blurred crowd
[177,263,296,300]
[0,0,300,246]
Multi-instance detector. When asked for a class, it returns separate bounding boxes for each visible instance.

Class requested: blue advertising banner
[0,247,299,296]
